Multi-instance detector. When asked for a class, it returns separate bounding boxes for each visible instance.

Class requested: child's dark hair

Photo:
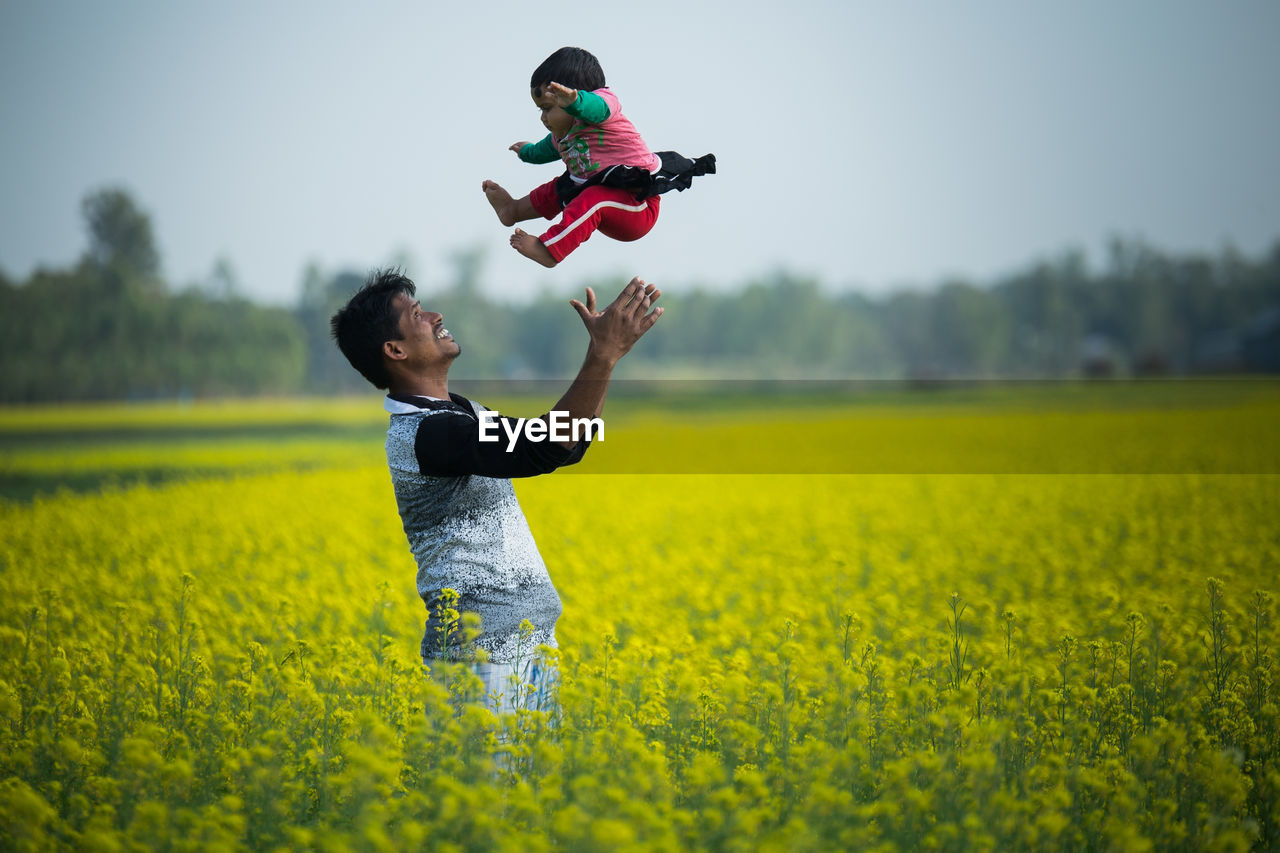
[530,46,605,94]
[330,268,416,389]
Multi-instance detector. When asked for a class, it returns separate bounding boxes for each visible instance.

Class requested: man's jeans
[470,658,558,716]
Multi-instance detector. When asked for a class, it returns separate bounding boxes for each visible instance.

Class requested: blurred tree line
[0,190,304,402]
[3,188,1279,402]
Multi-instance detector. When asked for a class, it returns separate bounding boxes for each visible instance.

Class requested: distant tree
[0,190,307,402]
[206,256,240,300]
[506,288,583,378]
[930,280,1010,375]
[81,188,161,280]
[298,265,371,393]
[448,246,485,299]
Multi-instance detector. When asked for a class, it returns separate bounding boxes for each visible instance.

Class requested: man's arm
[540,276,662,449]
[412,277,661,475]
[413,408,584,479]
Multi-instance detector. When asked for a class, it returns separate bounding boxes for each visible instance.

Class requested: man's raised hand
[571,277,663,366]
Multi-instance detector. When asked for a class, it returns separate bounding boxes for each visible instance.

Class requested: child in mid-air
[482,46,715,268]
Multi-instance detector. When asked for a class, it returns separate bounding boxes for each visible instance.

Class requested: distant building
[1079,333,1116,378]
[1242,305,1280,372]
[1193,304,1280,373]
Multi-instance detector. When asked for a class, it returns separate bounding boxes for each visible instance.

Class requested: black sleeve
[413,411,591,478]
[561,432,589,466]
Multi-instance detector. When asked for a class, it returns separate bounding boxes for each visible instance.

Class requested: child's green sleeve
[562,90,611,124]
[519,135,560,164]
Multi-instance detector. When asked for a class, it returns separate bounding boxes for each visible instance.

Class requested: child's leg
[481,180,538,227]
[532,186,660,264]
[596,193,661,243]
[509,177,574,267]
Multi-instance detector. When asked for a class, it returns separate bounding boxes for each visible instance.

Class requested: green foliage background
[3,188,1279,403]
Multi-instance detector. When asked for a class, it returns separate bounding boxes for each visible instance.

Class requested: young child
[482,46,715,268]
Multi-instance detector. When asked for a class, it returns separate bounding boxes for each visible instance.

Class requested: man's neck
[388,378,449,400]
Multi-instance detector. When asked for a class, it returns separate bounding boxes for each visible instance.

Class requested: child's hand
[509,141,530,155]
[543,81,578,108]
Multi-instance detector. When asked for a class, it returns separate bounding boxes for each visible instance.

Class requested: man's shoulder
[388,393,489,455]
[385,392,479,419]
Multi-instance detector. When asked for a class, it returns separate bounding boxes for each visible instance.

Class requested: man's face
[387,292,459,368]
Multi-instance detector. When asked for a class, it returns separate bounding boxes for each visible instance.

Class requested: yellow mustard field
[1,385,1279,851]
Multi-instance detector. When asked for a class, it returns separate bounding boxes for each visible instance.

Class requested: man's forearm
[535,277,659,449]
[545,348,616,449]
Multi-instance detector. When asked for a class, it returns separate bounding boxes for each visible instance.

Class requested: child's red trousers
[529,178,661,262]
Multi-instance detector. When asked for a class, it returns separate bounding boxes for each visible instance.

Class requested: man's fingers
[570,286,596,320]
[617,276,647,311]
[603,277,660,326]
[610,278,638,311]
[631,285,661,328]
[628,281,658,317]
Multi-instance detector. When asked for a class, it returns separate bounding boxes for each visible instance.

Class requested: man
[330,270,661,714]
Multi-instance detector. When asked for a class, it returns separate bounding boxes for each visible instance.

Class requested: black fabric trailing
[554,151,718,208]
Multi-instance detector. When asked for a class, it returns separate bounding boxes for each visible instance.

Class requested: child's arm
[511,136,559,164]
[544,81,611,125]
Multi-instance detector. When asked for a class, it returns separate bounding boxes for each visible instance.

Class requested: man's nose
[426,311,443,324]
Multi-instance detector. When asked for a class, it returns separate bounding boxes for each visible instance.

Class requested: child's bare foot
[482,180,519,227]
[511,229,557,268]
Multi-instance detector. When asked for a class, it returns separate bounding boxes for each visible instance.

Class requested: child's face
[532,87,574,137]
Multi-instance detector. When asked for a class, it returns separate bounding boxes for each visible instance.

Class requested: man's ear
[383,339,408,362]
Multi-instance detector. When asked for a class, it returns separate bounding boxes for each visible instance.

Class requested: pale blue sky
[2,1,1278,304]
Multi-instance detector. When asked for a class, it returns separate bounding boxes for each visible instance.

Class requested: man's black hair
[530,46,606,94]
[330,268,415,390]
